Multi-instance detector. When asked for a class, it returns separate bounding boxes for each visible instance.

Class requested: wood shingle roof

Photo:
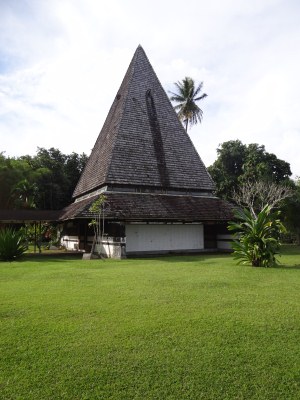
[0,209,61,223]
[73,46,214,199]
[60,193,234,222]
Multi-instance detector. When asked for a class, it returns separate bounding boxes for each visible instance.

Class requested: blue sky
[1,0,300,177]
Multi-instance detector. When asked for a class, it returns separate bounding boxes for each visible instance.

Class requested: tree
[0,149,87,210]
[0,153,18,208]
[229,180,293,266]
[88,195,107,256]
[282,178,300,244]
[208,140,292,200]
[232,180,294,218]
[31,148,68,209]
[209,140,294,266]
[0,154,39,209]
[30,148,87,210]
[64,152,88,203]
[228,205,286,267]
[11,179,38,209]
[169,77,207,131]
[208,140,246,199]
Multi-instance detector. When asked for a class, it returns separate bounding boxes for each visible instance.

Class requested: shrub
[0,228,27,261]
[228,205,286,267]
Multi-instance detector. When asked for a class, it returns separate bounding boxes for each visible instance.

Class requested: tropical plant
[88,195,107,255]
[228,205,286,267]
[0,228,27,261]
[169,77,207,131]
[11,179,38,209]
[19,223,60,251]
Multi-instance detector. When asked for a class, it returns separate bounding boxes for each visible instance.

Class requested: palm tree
[169,77,207,131]
[11,179,38,209]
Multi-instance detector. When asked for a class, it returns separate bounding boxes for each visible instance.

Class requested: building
[59,46,233,257]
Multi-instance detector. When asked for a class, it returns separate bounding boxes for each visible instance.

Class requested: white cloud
[0,0,299,177]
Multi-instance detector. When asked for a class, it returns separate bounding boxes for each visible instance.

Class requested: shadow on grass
[128,251,233,263]
[10,252,233,265]
[274,264,300,270]
[13,248,300,269]
[18,252,83,263]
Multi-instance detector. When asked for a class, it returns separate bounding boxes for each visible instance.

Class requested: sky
[1,0,300,177]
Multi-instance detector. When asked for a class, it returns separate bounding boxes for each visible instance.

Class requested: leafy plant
[88,195,107,254]
[20,223,60,248]
[228,205,286,267]
[0,228,27,261]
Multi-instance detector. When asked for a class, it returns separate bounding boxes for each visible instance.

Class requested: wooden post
[34,222,37,253]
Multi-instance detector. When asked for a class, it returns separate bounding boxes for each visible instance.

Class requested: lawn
[1,247,300,399]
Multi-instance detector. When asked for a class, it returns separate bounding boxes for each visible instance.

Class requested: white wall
[126,224,204,253]
[95,238,126,258]
[61,235,79,250]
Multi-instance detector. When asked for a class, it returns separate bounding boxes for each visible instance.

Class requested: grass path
[1,247,300,399]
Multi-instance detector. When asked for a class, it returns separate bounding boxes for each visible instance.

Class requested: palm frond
[194,93,208,101]
[193,81,204,97]
[169,77,207,130]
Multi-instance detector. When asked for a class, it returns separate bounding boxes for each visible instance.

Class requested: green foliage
[89,194,107,214]
[11,178,38,209]
[169,77,207,130]
[0,228,27,261]
[0,149,87,210]
[20,223,60,249]
[89,195,107,228]
[282,178,300,244]
[208,140,292,200]
[32,148,88,209]
[228,205,286,267]
[89,195,107,252]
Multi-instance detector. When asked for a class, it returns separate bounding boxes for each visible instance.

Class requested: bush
[0,228,27,261]
[228,205,286,267]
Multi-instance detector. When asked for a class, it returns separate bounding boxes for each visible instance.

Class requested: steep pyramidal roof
[73,45,214,199]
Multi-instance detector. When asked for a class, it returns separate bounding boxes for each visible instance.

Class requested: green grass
[1,247,300,399]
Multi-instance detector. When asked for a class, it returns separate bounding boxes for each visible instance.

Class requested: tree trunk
[185,119,188,131]
[296,232,300,246]
[252,258,261,267]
